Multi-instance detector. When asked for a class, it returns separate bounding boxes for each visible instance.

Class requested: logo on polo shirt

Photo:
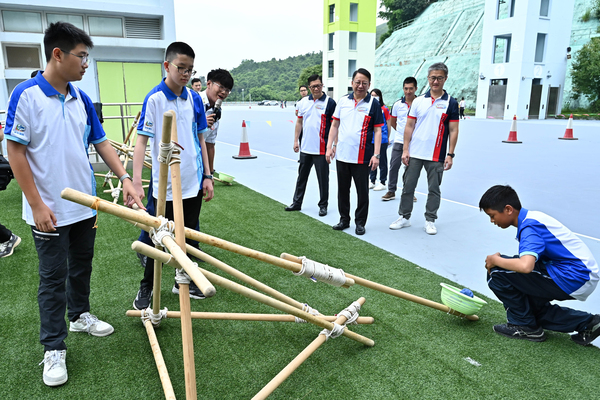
[144,120,153,129]
[315,104,324,110]
[435,102,447,109]
[357,107,368,113]
[15,124,26,134]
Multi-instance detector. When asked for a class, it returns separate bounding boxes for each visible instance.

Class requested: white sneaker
[69,312,114,337]
[424,221,437,235]
[369,182,375,189]
[373,183,386,191]
[40,350,67,386]
[389,217,411,230]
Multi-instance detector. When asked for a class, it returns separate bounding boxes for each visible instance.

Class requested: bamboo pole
[168,112,197,400]
[126,310,374,324]
[253,297,366,400]
[132,242,374,347]
[280,253,479,321]
[124,111,142,144]
[144,320,176,400]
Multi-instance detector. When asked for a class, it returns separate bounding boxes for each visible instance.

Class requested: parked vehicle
[257,100,269,105]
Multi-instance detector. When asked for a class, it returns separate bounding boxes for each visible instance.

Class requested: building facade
[322,0,377,101]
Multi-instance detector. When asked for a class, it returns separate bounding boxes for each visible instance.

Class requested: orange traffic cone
[232,120,257,159]
[559,114,578,140]
[502,115,522,143]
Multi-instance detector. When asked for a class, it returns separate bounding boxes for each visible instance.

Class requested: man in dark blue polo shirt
[326,68,383,236]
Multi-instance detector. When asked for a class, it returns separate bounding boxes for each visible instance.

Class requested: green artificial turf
[0,173,598,400]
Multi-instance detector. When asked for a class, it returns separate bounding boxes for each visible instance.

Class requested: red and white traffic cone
[559,114,578,140]
[232,120,257,159]
[502,115,522,144]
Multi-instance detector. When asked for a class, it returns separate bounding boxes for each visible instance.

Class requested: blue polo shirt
[407,90,459,162]
[296,93,336,155]
[333,92,384,165]
[138,79,209,201]
[517,208,598,300]
[5,72,106,227]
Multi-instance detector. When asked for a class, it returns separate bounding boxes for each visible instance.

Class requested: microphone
[213,98,222,121]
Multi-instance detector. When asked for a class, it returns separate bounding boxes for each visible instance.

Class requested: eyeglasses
[353,81,369,87]
[170,62,196,77]
[213,82,231,95]
[428,76,446,82]
[309,84,323,90]
[60,49,89,66]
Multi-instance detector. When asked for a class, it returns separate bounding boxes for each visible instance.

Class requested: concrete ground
[211,105,600,343]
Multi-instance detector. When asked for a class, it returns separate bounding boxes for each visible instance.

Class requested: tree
[378,0,433,46]
[571,37,600,110]
[297,64,323,89]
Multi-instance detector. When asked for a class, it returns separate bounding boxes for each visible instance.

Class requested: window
[47,13,84,30]
[348,60,356,77]
[350,3,358,22]
[496,0,515,19]
[328,60,334,78]
[328,33,334,51]
[3,44,43,69]
[540,0,550,17]
[348,86,353,94]
[88,16,123,37]
[349,32,357,50]
[329,5,335,23]
[534,33,546,63]
[327,87,334,97]
[493,35,511,63]
[2,11,43,33]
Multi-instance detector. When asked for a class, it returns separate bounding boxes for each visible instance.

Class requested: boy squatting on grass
[5,22,145,387]
[480,185,599,345]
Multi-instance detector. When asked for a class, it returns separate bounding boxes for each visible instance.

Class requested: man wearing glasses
[389,62,459,235]
[285,75,336,217]
[326,68,383,236]
[200,69,234,176]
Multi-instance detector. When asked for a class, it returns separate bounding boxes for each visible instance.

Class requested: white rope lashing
[293,257,347,287]
[174,267,193,285]
[141,307,168,327]
[158,141,182,167]
[320,301,362,340]
[149,216,175,248]
[111,188,120,200]
[294,303,320,323]
[103,171,114,185]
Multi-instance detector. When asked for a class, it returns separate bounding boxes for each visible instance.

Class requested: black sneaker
[172,281,206,300]
[136,252,147,269]
[133,286,152,310]
[571,314,600,346]
[493,323,546,342]
[0,234,21,258]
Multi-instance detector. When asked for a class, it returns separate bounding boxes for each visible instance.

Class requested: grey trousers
[399,157,444,222]
[387,142,403,193]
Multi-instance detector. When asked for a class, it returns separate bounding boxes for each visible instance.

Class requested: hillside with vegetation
[226,52,322,102]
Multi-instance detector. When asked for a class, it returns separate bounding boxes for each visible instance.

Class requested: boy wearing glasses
[5,22,144,386]
[285,74,336,217]
[132,42,213,309]
[200,69,234,176]
[389,62,459,235]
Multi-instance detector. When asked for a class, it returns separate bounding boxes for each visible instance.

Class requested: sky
[173,0,385,76]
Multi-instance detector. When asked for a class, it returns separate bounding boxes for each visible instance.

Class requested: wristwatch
[119,173,132,183]
[203,174,214,180]
[374,154,380,159]
[447,153,455,158]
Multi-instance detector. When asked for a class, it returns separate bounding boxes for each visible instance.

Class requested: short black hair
[299,85,308,91]
[479,185,522,212]
[191,78,201,85]
[44,22,93,63]
[307,74,322,86]
[352,68,371,81]
[370,88,384,107]
[165,42,195,62]
[403,77,417,88]
[207,68,234,90]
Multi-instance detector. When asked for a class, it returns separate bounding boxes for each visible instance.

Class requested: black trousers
[292,152,329,208]
[32,217,97,351]
[0,222,11,242]
[488,255,593,332]
[336,160,370,226]
[369,142,389,184]
[138,181,202,288]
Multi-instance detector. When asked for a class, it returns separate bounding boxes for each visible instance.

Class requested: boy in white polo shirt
[131,42,213,309]
[5,22,144,386]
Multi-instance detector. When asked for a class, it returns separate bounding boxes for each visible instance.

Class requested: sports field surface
[1,108,598,399]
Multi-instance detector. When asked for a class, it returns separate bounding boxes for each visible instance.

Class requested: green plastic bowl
[440,283,487,315]
[219,173,234,183]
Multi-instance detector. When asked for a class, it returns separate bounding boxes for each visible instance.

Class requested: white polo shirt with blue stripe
[138,80,209,201]
[5,72,106,227]
[332,92,384,165]
[517,208,598,301]
[296,93,336,155]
